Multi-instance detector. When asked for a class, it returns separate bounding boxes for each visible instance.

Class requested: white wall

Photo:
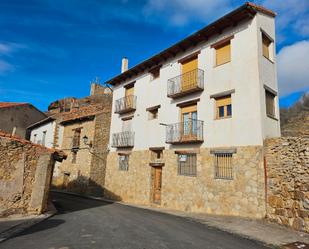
[110,13,280,152]
[30,121,56,148]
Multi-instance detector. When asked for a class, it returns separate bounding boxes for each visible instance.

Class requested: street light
[83,135,92,148]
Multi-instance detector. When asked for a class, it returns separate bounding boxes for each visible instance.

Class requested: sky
[0,0,308,111]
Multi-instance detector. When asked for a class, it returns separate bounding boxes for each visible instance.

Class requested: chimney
[121,57,128,73]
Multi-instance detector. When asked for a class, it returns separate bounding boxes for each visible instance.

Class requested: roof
[0,102,27,108]
[105,2,276,86]
[59,104,108,124]
[27,116,56,130]
[0,131,67,162]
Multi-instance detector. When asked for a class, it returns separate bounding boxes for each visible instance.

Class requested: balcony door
[125,85,134,109]
[181,57,198,91]
[180,104,197,141]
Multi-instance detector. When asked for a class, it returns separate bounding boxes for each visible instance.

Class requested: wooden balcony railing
[114,95,136,114]
[166,120,204,144]
[167,69,204,98]
[111,131,134,148]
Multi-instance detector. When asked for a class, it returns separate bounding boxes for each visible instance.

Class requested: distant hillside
[280,93,309,137]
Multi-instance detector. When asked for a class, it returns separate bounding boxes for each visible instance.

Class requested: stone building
[0,102,47,138]
[104,2,281,219]
[0,131,66,217]
[46,84,113,196]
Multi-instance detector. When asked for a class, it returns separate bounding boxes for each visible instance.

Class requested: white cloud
[277,40,309,96]
[143,0,232,27]
[0,43,13,55]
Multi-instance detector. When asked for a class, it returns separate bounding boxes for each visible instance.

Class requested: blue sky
[0,0,308,111]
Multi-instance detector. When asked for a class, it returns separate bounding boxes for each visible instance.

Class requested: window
[122,118,132,132]
[215,95,232,119]
[214,153,233,179]
[33,134,37,143]
[150,67,160,80]
[181,56,198,90]
[215,41,231,66]
[150,149,163,162]
[71,151,77,164]
[72,128,81,149]
[125,85,134,97]
[262,32,273,61]
[180,104,198,138]
[265,90,276,118]
[119,155,129,171]
[41,131,47,146]
[177,153,197,176]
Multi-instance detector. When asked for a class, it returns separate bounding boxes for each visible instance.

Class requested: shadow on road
[50,191,113,214]
[16,219,65,238]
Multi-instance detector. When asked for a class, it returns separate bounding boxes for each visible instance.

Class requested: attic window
[149,66,161,80]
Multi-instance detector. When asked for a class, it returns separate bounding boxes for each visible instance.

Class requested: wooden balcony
[165,120,204,144]
[114,95,136,114]
[167,69,204,98]
[111,131,134,148]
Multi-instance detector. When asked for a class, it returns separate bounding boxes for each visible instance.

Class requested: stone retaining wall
[264,137,309,232]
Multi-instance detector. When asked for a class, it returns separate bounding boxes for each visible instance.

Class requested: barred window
[214,153,233,179]
[177,153,197,176]
[119,155,129,171]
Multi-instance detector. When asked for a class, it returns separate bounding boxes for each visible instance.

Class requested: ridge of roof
[0,102,28,108]
[105,2,276,86]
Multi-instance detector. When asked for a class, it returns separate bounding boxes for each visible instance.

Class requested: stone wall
[105,146,266,218]
[0,133,66,217]
[265,137,309,232]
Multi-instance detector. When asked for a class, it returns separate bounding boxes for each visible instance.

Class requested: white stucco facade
[30,120,63,149]
[109,12,280,152]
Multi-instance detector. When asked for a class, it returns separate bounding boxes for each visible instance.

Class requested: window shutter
[216,42,231,66]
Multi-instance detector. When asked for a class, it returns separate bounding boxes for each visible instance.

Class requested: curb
[0,203,57,243]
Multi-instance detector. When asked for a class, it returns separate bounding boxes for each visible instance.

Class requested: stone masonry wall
[0,135,63,217]
[105,146,266,218]
[265,137,309,232]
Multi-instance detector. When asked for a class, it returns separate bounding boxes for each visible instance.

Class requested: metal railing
[166,120,204,144]
[114,95,136,113]
[111,131,135,148]
[167,69,204,97]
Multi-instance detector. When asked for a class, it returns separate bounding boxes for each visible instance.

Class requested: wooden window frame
[177,153,197,177]
[215,95,232,119]
[265,89,276,119]
[261,30,274,63]
[71,128,82,149]
[211,36,233,67]
[146,105,160,120]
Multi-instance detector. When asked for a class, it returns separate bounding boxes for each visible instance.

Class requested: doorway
[152,166,162,204]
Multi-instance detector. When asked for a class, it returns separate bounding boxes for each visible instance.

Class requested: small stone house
[50,84,113,196]
[104,2,281,219]
[0,102,47,138]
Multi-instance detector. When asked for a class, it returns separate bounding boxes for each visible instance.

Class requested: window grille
[177,153,197,176]
[119,155,129,171]
[214,153,233,179]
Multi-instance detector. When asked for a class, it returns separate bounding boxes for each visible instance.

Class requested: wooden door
[181,57,198,91]
[153,167,162,203]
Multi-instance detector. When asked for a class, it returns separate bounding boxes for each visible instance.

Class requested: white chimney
[121,57,128,73]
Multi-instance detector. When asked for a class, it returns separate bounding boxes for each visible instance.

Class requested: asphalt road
[0,192,271,249]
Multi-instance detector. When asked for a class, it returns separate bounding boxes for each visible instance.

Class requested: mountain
[280,93,309,137]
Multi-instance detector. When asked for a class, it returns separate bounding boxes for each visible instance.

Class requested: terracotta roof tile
[0,102,27,108]
[59,104,109,123]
